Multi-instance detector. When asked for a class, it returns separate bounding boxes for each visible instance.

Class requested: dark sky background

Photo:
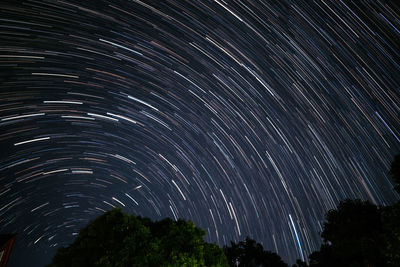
[0,0,399,266]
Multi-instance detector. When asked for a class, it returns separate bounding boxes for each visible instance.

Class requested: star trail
[0,1,399,266]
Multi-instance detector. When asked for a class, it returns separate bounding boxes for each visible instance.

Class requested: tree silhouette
[308,199,387,267]
[390,154,400,194]
[224,237,288,267]
[47,208,228,267]
[291,259,308,267]
[383,154,400,266]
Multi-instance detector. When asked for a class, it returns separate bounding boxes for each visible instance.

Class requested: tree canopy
[308,199,387,267]
[47,208,229,267]
[224,237,288,267]
[390,154,400,194]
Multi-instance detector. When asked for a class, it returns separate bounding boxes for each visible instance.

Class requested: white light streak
[172,179,186,200]
[2,113,45,121]
[31,202,49,212]
[127,95,159,111]
[112,197,126,207]
[289,214,305,261]
[87,113,119,121]
[125,193,139,205]
[14,136,50,146]
[107,112,137,124]
[44,100,83,104]
[32,73,79,78]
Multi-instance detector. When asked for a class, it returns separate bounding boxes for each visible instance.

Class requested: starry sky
[0,0,399,266]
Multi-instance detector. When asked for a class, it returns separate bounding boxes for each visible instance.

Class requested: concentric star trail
[0,1,399,266]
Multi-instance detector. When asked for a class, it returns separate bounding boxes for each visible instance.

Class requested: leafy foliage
[382,202,400,267]
[309,199,387,267]
[291,259,308,267]
[47,209,228,267]
[224,237,288,267]
[383,155,400,267]
[390,154,400,194]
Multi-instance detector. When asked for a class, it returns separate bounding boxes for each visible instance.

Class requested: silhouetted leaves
[224,237,288,267]
[390,154,400,194]
[382,201,400,267]
[309,199,387,267]
[47,209,228,267]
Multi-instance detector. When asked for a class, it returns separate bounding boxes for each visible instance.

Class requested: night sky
[0,0,399,266]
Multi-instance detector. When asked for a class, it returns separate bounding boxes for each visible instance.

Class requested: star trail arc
[0,1,399,266]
